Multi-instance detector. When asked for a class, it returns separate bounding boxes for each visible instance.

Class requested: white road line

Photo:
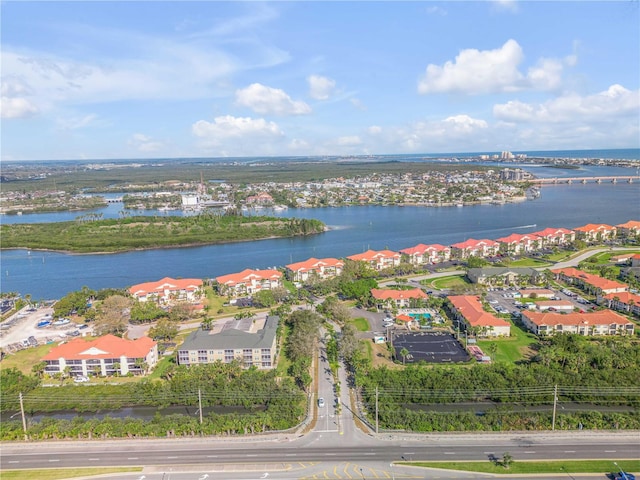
[483,452,495,455]
[325,453,337,456]
[246,454,258,457]
[127,457,139,460]
[8,461,19,464]
[285,454,297,457]
[207,455,218,458]
[48,459,60,462]
[167,456,179,459]
[364,453,376,456]
[605,450,617,453]
[443,452,456,455]
[564,450,576,453]
[88,458,99,461]
[523,451,536,454]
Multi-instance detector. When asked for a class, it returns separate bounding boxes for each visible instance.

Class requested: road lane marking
[364,453,376,456]
[444,452,456,455]
[325,453,337,456]
[88,458,99,461]
[127,457,139,460]
[285,454,297,457]
[48,460,60,462]
[523,451,536,454]
[564,450,576,453]
[605,450,617,453]
[167,456,179,459]
[207,455,218,458]
[8,461,19,464]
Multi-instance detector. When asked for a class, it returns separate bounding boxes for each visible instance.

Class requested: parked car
[74,376,89,383]
[613,471,636,480]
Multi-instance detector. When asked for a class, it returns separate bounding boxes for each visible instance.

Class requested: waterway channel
[1,164,638,299]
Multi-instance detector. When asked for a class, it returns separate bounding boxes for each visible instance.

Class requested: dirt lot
[0,305,92,353]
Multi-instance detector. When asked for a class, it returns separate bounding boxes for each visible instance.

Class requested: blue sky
[2,1,639,161]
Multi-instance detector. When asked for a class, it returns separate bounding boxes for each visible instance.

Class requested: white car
[317,397,325,408]
[74,376,89,383]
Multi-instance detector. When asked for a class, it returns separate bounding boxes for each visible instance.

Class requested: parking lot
[0,306,91,352]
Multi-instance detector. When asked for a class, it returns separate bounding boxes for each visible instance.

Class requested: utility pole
[375,386,379,434]
[551,384,558,431]
[19,392,27,439]
[198,388,203,425]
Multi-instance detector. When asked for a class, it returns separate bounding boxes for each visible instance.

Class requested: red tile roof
[400,243,449,255]
[552,268,628,293]
[532,227,574,237]
[285,257,344,272]
[371,288,428,300]
[603,291,640,305]
[43,335,156,360]
[129,277,203,297]
[616,220,640,230]
[450,238,499,249]
[347,249,400,262]
[574,223,616,233]
[216,268,282,286]
[495,233,540,243]
[523,310,632,327]
[448,295,510,328]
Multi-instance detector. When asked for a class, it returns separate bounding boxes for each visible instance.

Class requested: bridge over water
[530,176,640,185]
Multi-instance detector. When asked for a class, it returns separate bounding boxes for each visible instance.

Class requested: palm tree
[400,347,410,365]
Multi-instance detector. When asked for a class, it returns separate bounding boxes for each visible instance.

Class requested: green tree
[148,319,179,342]
[400,347,410,365]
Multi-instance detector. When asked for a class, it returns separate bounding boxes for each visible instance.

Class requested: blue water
[408,313,432,319]
[1,165,638,299]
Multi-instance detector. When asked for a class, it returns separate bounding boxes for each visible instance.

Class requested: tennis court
[393,331,469,363]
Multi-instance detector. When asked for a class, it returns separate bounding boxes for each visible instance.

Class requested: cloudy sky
[2,1,639,160]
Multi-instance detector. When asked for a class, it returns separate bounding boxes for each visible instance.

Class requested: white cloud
[418,39,571,95]
[128,133,164,152]
[288,138,310,151]
[491,0,519,13]
[1,96,39,118]
[307,75,336,100]
[337,135,362,146]
[443,114,489,133]
[350,98,367,111]
[426,5,447,16]
[368,126,382,135]
[493,84,640,122]
[235,83,311,116]
[192,115,283,147]
[56,114,97,130]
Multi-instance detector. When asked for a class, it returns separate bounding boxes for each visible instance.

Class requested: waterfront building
[346,249,401,271]
[177,315,278,369]
[615,220,640,238]
[531,227,575,246]
[285,257,344,282]
[400,243,451,265]
[371,288,428,311]
[215,268,283,297]
[521,310,634,336]
[447,295,511,337]
[495,233,542,255]
[466,267,544,287]
[450,238,500,259]
[552,268,628,296]
[43,335,157,377]
[129,277,203,304]
[574,223,617,242]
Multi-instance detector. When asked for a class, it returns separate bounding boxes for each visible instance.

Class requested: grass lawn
[425,275,470,290]
[507,258,553,267]
[405,459,640,475]
[0,467,142,480]
[477,322,537,363]
[1,344,54,374]
[349,317,370,332]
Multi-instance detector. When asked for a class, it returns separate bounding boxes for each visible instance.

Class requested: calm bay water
[1,164,638,299]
